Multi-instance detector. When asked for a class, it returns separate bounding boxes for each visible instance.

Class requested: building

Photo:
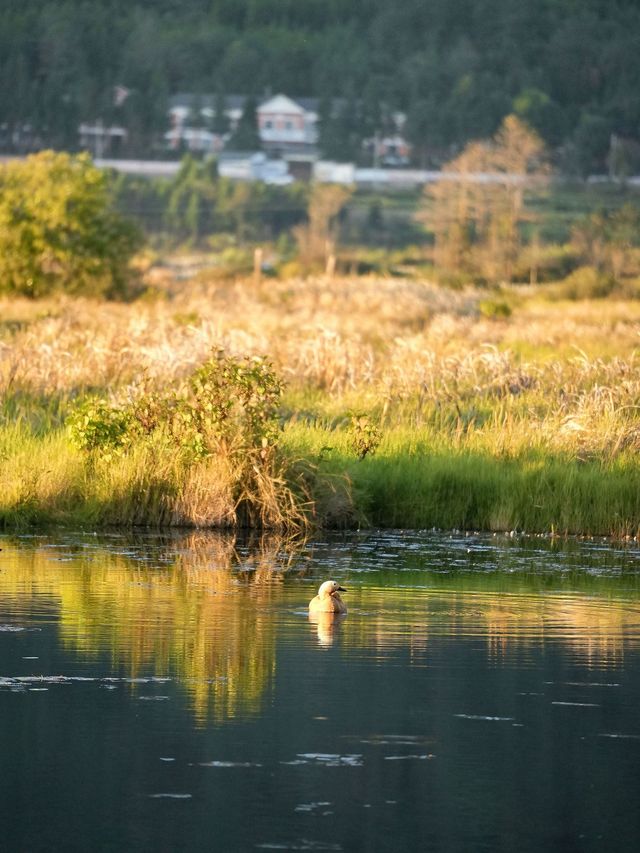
[167,93,318,155]
[256,94,318,153]
[78,122,127,158]
[166,92,411,165]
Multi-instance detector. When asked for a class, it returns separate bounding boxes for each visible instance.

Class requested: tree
[0,151,141,297]
[294,183,353,268]
[419,115,549,283]
[211,90,230,135]
[228,95,261,151]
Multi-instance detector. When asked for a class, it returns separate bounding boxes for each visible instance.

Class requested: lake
[1,530,640,852]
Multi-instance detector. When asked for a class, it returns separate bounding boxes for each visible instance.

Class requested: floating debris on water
[148,793,192,799]
[597,733,640,740]
[0,625,41,633]
[356,734,433,746]
[383,754,435,761]
[454,714,515,721]
[294,754,363,767]
[256,841,342,851]
[294,802,332,813]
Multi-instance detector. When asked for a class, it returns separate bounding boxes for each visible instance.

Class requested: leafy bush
[553,266,615,300]
[68,400,131,458]
[479,299,512,320]
[349,415,382,460]
[67,351,301,528]
[0,151,141,298]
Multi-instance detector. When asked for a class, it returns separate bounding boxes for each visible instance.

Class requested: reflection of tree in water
[3,535,640,721]
[0,532,300,723]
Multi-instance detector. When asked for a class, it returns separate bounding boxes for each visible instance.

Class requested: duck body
[308,580,348,615]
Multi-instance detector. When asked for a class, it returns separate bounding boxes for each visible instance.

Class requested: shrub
[554,266,615,300]
[349,415,382,460]
[0,151,141,298]
[67,351,304,529]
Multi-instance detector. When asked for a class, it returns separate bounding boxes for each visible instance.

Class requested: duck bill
[337,586,347,592]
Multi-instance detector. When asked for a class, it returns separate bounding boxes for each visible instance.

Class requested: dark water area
[1,530,640,852]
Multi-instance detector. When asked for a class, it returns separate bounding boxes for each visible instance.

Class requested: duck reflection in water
[309,611,347,647]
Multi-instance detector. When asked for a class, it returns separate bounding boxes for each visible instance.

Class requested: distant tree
[0,151,141,297]
[228,95,261,151]
[211,90,230,135]
[419,116,549,283]
[318,93,362,162]
[572,205,640,280]
[294,184,353,268]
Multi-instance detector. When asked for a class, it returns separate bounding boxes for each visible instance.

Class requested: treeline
[111,156,308,244]
[2,1,640,172]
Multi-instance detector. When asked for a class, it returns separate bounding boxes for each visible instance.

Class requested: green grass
[3,406,640,537]
[282,423,640,536]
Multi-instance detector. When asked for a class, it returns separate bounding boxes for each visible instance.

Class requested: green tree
[228,95,261,151]
[211,90,230,135]
[0,151,141,298]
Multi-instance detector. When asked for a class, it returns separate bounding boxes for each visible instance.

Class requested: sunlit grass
[3,277,640,533]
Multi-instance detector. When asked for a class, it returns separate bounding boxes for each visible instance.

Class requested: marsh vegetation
[3,271,640,535]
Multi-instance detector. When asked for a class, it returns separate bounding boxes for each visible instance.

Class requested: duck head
[318,580,347,598]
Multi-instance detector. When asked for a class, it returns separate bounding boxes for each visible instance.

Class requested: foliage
[419,116,549,283]
[66,350,301,529]
[0,151,141,298]
[6,280,640,532]
[349,415,382,460]
[228,94,261,150]
[294,183,353,268]
[111,156,307,245]
[2,1,640,170]
[571,204,640,280]
[68,400,131,457]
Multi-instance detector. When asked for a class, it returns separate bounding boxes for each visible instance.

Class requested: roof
[257,94,306,115]
[168,93,343,116]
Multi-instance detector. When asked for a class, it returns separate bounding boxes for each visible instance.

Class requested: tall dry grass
[3,274,640,532]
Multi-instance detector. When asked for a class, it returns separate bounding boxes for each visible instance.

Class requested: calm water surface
[1,530,640,852]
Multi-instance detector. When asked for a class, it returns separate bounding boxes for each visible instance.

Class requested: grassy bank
[3,275,640,536]
[285,425,640,536]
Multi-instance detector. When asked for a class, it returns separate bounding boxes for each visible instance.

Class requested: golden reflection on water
[0,534,292,724]
[1,535,640,722]
[340,586,640,670]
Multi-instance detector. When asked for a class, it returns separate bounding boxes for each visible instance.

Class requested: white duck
[308,580,348,615]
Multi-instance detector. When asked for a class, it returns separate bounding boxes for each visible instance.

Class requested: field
[3,271,640,536]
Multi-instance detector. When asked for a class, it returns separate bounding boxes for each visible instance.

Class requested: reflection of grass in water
[2,530,640,708]
[0,533,293,723]
[339,583,640,667]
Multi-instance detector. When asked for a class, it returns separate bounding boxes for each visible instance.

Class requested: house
[166,93,411,164]
[78,122,127,158]
[256,94,318,152]
[167,93,318,154]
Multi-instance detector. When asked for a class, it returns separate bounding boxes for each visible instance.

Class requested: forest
[2,0,640,173]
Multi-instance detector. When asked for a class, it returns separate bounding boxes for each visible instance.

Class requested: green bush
[554,266,615,300]
[0,151,141,298]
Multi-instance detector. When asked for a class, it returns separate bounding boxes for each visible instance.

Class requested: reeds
[3,276,640,533]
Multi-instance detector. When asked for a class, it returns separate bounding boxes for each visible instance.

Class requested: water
[1,530,640,852]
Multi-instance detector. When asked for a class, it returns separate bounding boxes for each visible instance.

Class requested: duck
[308,580,348,615]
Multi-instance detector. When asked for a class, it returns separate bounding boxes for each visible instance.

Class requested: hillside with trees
[2,0,640,173]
